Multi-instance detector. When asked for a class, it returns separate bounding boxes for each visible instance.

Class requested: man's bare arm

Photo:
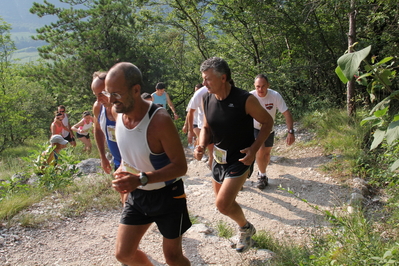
[93,102,112,174]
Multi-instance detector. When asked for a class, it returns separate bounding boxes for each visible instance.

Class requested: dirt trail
[0,130,350,265]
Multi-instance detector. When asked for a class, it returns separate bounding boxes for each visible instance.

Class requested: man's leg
[256,145,272,174]
[213,169,256,252]
[115,223,153,266]
[212,170,249,227]
[255,145,272,189]
[163,236,191,266]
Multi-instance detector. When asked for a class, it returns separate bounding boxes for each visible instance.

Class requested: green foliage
[280,186,399,265]
[336,45,371,83]
[22,143,80,190]
[253,230,311,266]
[59,174,119,217]
[0,187,45,221]
[301,109,367,158]
[337,45,399,172]
[215,220,234,239]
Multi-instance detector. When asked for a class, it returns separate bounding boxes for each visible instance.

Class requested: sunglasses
[102,91,122,100]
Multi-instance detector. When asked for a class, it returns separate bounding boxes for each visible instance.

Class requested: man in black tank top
[194,57,274,253]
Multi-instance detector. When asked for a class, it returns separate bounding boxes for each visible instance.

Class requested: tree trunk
[347,0,356,116]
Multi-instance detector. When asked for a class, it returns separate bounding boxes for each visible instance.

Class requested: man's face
[202,69,224,94]
[105,72,135,114]
[91,79,109,106]
[254,77,269,97]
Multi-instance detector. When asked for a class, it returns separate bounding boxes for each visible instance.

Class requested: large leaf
[386,120,399,145]
[335,66,349,83]
[337,46,371,82]
[370,129,385,150]
[390,159,399,172]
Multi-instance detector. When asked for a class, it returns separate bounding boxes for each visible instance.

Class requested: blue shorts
[254,129,275,148]
[212,161,254,184]
[120,179,191,239]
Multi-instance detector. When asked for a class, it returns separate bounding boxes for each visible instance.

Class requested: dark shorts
[193,124,198,128]
[63,132,75,142]
[120,179,192,239]
[76,133,90,139]
[212,161,254,184]
[254,129,275,148]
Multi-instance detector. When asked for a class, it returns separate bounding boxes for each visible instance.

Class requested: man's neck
[122,101,150,129]
[215,83,232,101]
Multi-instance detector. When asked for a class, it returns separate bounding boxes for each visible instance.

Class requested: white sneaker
[236,222,256,253]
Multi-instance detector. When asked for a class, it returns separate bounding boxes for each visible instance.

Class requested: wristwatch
[139,172,149,186]
[288,129,295,134]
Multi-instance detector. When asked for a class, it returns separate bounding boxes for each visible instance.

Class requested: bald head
[107,62,144,89]
[91,71,108,105]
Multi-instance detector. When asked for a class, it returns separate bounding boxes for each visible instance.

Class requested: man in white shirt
[186,85,214,169]
[250,74,295,189]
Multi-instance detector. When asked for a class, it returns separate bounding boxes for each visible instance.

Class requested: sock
[260,172,266,178]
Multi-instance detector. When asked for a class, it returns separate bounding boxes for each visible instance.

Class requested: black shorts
[76,133,90,139]
[120,179,191,239]
[63,132,75,142]
[212,161,254,184]
[254,129,275,148]
[193,124,198,128]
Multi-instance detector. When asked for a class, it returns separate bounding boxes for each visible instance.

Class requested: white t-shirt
[188,86,208,129]
[186,97,198,126]
[250,88,288,130]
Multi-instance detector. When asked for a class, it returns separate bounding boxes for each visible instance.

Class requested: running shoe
[236,222,256,253]
[257,175,268,189]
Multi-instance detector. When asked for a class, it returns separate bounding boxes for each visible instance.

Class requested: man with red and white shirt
[250,74,295,189]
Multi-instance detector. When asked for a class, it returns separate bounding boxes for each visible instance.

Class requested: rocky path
[0,129,350,265]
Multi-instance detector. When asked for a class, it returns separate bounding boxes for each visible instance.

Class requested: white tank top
[115,103,180,190]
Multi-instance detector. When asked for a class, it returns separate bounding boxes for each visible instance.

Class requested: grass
[216,220,234,239]
[301,109,370,181]
[0,187,47,222]
[59,173,120,217]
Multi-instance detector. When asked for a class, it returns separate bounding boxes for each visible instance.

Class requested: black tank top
[203,86,254,164]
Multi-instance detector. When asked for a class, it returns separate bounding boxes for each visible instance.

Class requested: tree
[0,18,55,152]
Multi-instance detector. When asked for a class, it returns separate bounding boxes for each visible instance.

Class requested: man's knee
[115,249,130,264]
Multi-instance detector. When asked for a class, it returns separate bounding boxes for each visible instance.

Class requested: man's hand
[100,157,112,174]
[238,147,256,166]
[286,134,295,146]
[193,145,204,161]
[112,171,140,194]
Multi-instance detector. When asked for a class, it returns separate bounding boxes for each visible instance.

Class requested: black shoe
[257,176,268,189]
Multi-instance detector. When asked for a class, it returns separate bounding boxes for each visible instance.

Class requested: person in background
[50,112,69,136]
[151,82,179,120]
[194,57,273,253]
[141,92,152,101]
[105,62,191,266]
[182,83,202,148]
[186,84,214,169]
[57,105,76,147]
[39,134,69,167]
[250,74,295,189]
[72,111,94,153]
[91,71,125,204]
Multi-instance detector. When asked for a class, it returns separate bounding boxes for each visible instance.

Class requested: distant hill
[0,0,64,32]
[0,0,75,61]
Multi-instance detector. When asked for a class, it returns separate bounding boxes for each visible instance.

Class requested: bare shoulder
[150,108,174,129]
[93,101,101,118]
